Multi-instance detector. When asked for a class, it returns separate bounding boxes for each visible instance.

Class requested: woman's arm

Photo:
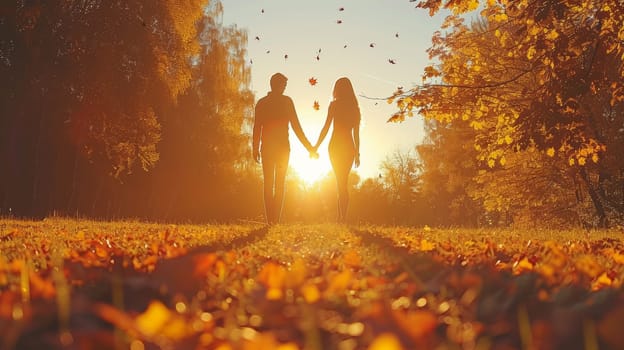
[353,117,360,167]
[314,104,334,149]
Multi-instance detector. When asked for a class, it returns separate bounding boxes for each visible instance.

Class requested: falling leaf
[313,101,320,110]
[338,7,345,11]
[284,54,288,60]
[388,59,396,64]
[337,19,343,24]
[395,32,399,38]
[255,36,260,40]
[343,44,348,48]
[369,43,375,48]
[309,77,318,86]
[261,8,264,13]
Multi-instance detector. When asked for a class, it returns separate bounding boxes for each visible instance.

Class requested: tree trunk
[579,168,608,228]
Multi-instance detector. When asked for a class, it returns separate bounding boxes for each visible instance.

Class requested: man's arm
[287,98,313,151]
[252,103,262,163]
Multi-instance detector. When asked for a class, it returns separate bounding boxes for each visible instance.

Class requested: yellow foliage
[513,257,534,274]
[300,283,320,303]
[135,301,190,340]
[420,239,436,252]
[546,148,555,157]
[575,255,603,279]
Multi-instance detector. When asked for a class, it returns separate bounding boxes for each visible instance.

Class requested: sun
[289,145,332,185]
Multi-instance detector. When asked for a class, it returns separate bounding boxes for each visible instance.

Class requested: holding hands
[309,145,319,159]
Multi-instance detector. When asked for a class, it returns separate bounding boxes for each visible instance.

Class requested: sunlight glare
[289,145,332,185]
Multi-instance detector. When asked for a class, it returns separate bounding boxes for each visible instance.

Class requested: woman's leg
[334,166,350,222]
[330,139,355,223]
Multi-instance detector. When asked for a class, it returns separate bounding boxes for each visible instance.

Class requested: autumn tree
[146,3,256,221]
[393,0,624,227]
[0,1,260,221]
[416,119,484,226]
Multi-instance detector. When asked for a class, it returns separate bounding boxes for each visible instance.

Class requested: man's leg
[262,154,276,224]
[272,149,290,224]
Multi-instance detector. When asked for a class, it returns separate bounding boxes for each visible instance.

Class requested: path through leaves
[1,219,624,349]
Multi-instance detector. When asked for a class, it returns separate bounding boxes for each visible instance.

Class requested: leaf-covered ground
[1,219,624,349]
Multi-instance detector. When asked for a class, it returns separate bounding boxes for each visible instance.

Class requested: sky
[220,0,447,182]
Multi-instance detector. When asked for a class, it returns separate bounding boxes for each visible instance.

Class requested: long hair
[332,77,360,122]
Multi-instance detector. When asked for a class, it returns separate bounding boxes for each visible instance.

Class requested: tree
[392,0,624,226]
[416,119,484,226]
[0,1,260,221]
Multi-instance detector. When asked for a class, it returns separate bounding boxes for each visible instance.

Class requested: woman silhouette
[313,77,361,223]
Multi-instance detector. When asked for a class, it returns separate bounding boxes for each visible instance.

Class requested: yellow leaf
[592,153,599,163]
[420,239,435,252]
[504,135,513,144]
[546,147,555,157]
[569,158,576,166]
[592,272,612,290]
[545,29,559,40]
[300,283,320,303]
[513,257,533,274]
[135,301,191,340]
[136,301,171,337]
[578,156,587,166]
[266,288,283,300]
[527,46,537,59]
[368,333,404,350]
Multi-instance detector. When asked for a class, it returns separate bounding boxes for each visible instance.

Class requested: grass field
[1,218,624,349]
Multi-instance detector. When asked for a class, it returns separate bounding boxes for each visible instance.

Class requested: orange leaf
[392,309,437,341]
[343,249,361,268]
[300,283,320,303]
[257,262,286,299]
[308,77,317,86]
[325,269,352,297]
[313,101,320,110]
[368,333,403,350]
[193,253,218,277]
[513,257,534,274]
[285,258,307,288]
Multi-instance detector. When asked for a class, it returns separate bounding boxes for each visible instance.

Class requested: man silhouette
[253,73,314,224]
